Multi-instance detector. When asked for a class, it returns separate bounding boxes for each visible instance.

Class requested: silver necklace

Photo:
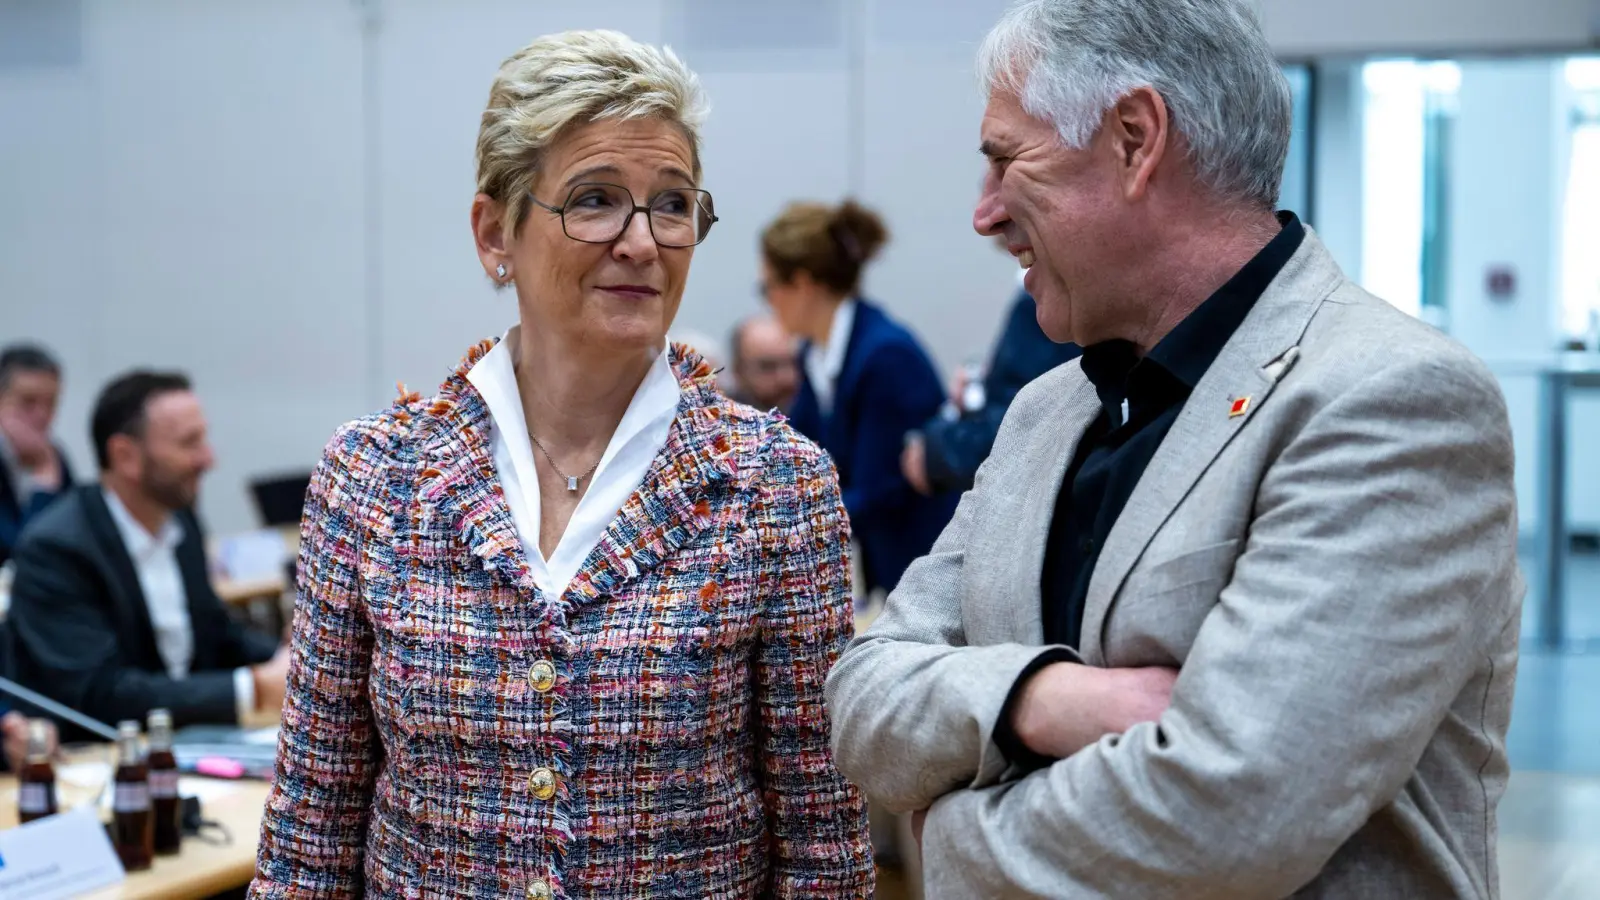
[527,432,601,492]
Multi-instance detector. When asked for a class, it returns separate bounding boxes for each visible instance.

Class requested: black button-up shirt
[995,212,1305,769]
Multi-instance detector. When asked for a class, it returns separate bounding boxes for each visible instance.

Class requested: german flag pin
[1228,396,1251,418]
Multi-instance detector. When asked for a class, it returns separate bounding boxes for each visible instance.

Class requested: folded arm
[827,392,1076,812]
[920,357,1521,898]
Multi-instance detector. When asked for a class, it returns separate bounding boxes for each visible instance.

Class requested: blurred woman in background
[762,200,958,596]
[251,30,871,899]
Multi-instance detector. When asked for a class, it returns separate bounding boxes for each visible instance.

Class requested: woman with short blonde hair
[250,30,872,899]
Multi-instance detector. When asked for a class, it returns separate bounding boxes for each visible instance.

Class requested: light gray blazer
[826,231,1522,899]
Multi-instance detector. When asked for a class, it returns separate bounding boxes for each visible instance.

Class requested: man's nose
[974,170,1009,237]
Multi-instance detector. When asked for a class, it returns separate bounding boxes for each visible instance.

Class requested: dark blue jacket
[0,445,73,568]
[921,290,1082,492]
[788,300,958,594]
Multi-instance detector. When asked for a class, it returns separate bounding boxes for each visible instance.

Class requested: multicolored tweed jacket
[248,341,873,899]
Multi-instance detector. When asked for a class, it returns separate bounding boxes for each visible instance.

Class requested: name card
[0,807,124,900]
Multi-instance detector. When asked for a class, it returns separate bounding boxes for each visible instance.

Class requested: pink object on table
[195,756,247,779]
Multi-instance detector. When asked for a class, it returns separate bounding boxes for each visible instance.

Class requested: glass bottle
[147,709,181,855]
[112,719,154,871]
[17,719,57,824]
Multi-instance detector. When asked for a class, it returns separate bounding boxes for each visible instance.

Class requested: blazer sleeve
[251,423,386,898]
[824,382,1070,813]
[917,355,1521,898]
[839,342,945,527]
[752,424,875,898]
[9,533,240,728]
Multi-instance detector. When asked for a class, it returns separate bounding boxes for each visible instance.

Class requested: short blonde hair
[476,30,709,237]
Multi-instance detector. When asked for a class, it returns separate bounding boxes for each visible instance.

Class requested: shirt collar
[1081,211,1305,411]
[1146,211,1304,388]
[812,298,857,384]
[466,326,682,479]
[102,485,184,559]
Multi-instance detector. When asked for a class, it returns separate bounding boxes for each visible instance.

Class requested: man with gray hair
[826,1,1521,897]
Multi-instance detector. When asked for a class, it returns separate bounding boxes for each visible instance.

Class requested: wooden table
[0,748,270,899]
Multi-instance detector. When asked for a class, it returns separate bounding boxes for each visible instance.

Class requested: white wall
[1,0,369,536]
[0,0,1019,534]
[3,0,1593,534]
[1258,0,1600,56]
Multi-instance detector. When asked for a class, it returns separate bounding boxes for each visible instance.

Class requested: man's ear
[1105,86,1170,201]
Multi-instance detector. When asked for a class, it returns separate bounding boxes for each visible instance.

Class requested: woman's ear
[471,193,511,282]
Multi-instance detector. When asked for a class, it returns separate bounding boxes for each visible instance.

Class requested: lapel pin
[1229,396,1251,418]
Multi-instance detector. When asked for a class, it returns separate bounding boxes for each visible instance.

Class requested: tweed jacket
[249,341,873,899]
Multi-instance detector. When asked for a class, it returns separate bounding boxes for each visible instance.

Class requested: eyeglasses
[529,182,718,248]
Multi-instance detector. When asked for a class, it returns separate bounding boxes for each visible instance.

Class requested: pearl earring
[495,263,508,280]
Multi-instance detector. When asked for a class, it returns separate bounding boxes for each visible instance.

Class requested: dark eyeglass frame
[528,182,719,248]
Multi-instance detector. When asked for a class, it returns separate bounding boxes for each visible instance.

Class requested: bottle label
[150,770,180,798]
[19,782,53,814]
[114,782,151,812]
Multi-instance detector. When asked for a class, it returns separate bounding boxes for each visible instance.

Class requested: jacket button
[526,878,553,900]
[529,766,558,801]
[528,660,557,693]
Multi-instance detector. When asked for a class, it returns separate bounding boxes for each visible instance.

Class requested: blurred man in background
[902,237,1081,495]
[726,313,801,411]
[9,370,287,735]
[0,344,74,566]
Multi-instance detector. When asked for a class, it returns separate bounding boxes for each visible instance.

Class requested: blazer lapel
[416,343,543,604]
[1008,376,1101,644]
[1077,233,1341,664]
[565,347,735,607]
[82,487,163,668]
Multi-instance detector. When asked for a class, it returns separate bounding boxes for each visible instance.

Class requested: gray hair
[977,0,1291,209]
[476,30,710,238]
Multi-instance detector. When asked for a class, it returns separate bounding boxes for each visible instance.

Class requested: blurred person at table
[763,200,958,595]
[902,237,1082,496]
[249,30,870,900]
[8,371,286,738]
[0,344,75,568]
[0,630,59,770]
[725,312,800,411]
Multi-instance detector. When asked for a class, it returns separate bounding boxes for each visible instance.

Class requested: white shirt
[804,299,857,416]
[466,327,681,598]
[0,432,40,509]
[102,487,256,719]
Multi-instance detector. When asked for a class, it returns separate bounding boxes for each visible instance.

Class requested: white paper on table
[217,529,290,580]
[241,726,281,746]
[0,806,125,900]
[177,777,242,804]
[54,761,111,790]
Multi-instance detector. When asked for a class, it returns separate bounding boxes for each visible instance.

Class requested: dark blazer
[8,485,278,733]
[921,290,1082,493]
[789,299,958,594]
[0,444,73,568]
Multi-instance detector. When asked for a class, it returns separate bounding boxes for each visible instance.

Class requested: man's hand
[1011,662,1178,759]
[251,643,293,716]
[0,407,53,471]
[2,712,54,770]
[901,435,932,496]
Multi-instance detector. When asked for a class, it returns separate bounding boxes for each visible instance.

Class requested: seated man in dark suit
[9,371,289,733]
[0,344,75,567]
